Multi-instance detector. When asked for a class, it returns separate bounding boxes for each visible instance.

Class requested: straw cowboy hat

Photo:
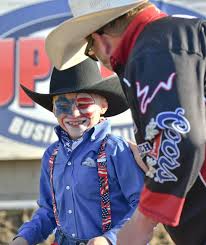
[45,0,148,70]
[21,58,128,117]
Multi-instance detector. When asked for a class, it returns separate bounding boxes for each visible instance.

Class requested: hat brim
[45,1,146,70]
[20,75,129,117]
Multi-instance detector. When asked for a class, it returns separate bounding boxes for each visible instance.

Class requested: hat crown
[69,0,141,17]
[50,59,102,94]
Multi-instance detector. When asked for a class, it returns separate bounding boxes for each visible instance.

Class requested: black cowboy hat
[20,58,128,117]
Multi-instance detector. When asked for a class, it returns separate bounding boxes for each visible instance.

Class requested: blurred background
[0,0,206,244]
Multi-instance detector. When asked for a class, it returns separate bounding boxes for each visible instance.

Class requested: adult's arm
[123,21,206,226]
[117,208,157,245]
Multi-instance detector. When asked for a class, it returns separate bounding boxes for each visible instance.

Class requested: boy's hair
[96,1,152,36]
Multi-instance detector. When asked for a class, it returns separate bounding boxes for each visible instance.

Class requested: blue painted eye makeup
[54,96,75,117]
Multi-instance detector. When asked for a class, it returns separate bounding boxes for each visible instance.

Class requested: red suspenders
[49,146,61,227]
[97,135,111,232]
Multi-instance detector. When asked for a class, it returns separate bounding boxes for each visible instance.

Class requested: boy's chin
[66,129,85,140]
[64,124,95,140]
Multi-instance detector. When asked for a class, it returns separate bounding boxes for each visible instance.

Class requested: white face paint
[53,92,108,139]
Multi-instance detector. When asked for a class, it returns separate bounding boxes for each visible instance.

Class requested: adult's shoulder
[130,15,204,61]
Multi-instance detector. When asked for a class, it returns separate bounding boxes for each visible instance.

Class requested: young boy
[10,59,144,245]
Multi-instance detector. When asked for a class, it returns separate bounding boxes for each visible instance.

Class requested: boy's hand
[87,236,111,245]
[9,237,28,245]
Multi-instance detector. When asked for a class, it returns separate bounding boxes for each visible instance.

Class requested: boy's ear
[101,99,108,115]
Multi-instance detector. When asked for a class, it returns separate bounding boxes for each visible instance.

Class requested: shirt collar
[90,119,111,141]
[111,5,167,71]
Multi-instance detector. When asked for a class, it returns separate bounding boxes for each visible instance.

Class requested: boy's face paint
[53,93,107,139]
[54,96,76,117]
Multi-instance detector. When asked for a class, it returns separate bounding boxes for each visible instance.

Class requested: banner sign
[0,0,205,148]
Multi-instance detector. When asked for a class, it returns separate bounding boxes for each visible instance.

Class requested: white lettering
[21,121,35,139]
[8,116,57,144]
[8,116,24,135]
[32,124,45,141]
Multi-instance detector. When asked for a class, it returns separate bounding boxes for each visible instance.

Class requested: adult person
[45,0,206,244]
[10,59,144,245]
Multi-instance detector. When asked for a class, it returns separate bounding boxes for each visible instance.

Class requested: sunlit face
[91,35,112,70]
[88,33,122,71]
[53,92,108,139]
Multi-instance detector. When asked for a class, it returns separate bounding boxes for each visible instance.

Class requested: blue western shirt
[17,120,144,244]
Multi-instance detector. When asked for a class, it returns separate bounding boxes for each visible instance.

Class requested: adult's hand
[87,236,111,245]
[128,140,148,173]
[9,237,28,245]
